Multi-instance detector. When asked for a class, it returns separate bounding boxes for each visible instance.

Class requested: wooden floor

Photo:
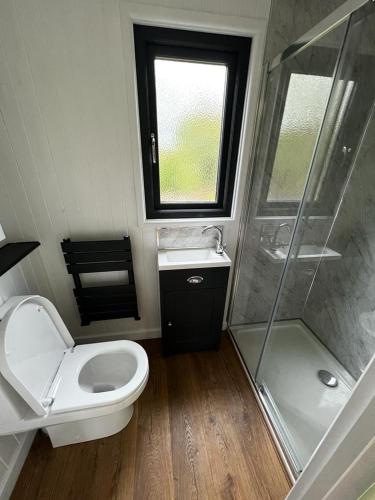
[12,334,291,500]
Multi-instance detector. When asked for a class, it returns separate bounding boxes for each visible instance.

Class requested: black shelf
[0,242,40,277]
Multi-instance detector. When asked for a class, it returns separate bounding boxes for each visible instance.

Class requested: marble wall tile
[157,226,223,249]
[298,4,375,379]
[231,0,345,328]
[265,0,346,63]
[302,107,375,379]
[230,0,375,380]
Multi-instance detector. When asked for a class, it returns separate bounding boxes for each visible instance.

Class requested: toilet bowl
[0,295,148,447]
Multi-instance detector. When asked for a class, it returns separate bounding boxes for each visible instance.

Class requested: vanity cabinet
[159,267,229,355]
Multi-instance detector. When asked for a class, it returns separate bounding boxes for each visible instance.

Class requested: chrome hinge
[42,397,54,408]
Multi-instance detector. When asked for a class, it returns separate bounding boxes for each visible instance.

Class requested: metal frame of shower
[227,0,373,481]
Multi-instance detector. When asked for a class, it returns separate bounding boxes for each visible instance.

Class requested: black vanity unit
[159,266,230,355]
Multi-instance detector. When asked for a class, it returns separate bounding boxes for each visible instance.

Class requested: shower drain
[318,370,338,388]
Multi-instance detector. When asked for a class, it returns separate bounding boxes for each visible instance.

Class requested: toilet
[0,295,149,447]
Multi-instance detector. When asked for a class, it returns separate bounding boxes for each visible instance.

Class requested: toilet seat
[49,341,148,414]
[0,295,74,416]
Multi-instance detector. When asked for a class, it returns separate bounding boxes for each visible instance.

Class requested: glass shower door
[230,17,348,379]
[255,1,375,475]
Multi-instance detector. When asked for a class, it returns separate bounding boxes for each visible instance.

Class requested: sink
[165,248,212,262]
[158,247,231,270]
[261,244,342,263]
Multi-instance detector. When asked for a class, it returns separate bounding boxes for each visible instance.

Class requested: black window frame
[133,25,251,219]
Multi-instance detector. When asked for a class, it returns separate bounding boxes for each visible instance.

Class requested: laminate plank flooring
[11,334,291,500]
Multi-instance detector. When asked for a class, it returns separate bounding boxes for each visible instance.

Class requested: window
[133,25,251,219]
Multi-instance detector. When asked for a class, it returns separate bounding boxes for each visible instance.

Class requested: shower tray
[231,320,355,470]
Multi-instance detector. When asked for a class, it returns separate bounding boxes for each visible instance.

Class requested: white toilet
[0,295,149,447]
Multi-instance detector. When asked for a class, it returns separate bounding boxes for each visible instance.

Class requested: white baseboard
[75,323,228,344]
[74,327,161,344]
[0,431,36,500]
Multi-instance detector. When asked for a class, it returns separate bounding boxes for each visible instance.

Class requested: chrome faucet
[202,225,225,255]
[270,223,291,251]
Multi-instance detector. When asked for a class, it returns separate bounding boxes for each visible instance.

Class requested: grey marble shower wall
[265,0,346,63]
[295,4,375,380]
[232,0,375,381]
[231,216,332,325]
[231,0,346,327]
[302,107,375,380]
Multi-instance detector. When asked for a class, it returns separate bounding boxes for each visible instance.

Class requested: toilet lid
[0,295,74,416]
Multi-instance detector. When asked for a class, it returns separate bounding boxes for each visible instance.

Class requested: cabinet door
[162,287,225,353]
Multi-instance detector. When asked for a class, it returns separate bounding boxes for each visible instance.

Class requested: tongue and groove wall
[0,264,37,499]
[0,0,270,345]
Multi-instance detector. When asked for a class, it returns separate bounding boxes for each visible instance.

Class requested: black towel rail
[61,237,140,326]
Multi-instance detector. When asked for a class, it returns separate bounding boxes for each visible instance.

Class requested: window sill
[142,215,236,227]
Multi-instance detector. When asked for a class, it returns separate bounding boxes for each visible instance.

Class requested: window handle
[151,132,157,164]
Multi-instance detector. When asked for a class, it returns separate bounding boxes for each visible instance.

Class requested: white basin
[158,247,231,270]
[261,244,341,263]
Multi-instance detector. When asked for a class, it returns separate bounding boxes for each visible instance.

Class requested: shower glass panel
[255,1,375,475]
[230,20,348,378]
[266,73,333,203]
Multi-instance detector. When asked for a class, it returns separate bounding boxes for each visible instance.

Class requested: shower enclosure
[229,0,375,477]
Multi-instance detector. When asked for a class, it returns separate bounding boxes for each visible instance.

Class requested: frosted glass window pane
[267,73,333,202]
[154,59,227,203]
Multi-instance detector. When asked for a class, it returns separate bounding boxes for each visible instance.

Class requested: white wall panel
[0,266,37,498]
[0,0,269,342]
[0,0,268,494]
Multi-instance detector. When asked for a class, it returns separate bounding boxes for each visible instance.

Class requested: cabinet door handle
[168,321,172,327]
[187,276,204,284]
